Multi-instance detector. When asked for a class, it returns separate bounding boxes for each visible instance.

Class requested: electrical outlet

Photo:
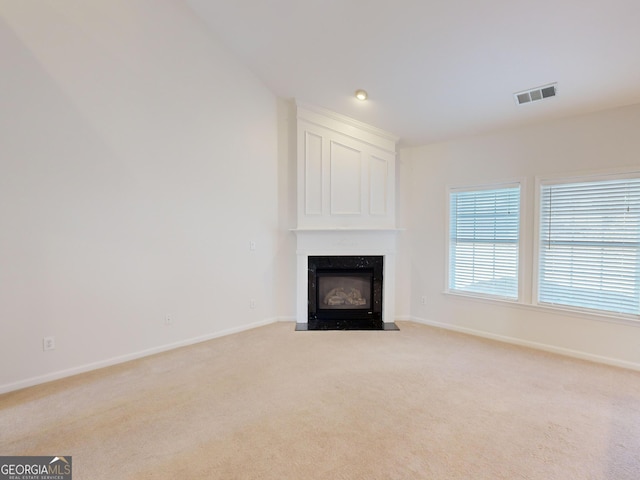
[165,314,173,326]
[249,241,256,251]
[421,296,427,305]
[43,336,55,351]
[249,299,256,309]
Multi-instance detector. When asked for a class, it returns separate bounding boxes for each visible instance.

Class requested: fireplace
[293,105,399,330]
[293,229,398,330]
[308,256,383,330]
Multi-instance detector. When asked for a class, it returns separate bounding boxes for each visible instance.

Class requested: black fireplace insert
[308,256,383,330]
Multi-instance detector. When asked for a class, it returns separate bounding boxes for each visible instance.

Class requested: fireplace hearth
[308,256,383,330]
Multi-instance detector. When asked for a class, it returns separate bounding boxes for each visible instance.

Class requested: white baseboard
[408,316,640,372]
[7,315,635,395]
[0,317,282,395]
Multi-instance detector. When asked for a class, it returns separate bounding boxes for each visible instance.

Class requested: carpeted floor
[1,321,639,479]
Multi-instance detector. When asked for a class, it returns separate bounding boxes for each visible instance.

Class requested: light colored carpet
[1,321,639,479]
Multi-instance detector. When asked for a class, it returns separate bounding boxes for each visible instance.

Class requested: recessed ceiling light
[355,89,368,101]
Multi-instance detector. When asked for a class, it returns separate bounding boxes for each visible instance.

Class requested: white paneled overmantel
[294,104,399,325]
[297,103,398,229]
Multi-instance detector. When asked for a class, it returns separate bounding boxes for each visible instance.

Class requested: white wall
[274,98,298,320]
[401,103,640,369]
[0,0,280,392]
[394,151,412,320]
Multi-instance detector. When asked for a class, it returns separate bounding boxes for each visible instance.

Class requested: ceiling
[186,0,640,146]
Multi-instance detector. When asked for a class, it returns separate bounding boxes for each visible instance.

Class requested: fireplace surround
[293,229,398,330]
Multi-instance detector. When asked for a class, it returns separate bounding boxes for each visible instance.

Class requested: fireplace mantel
[292,227,402,232]
[294,228,398,325]
[293,104,399,327]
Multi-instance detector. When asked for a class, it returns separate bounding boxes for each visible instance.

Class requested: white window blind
[538,177,640,316]
[449,185,520,299]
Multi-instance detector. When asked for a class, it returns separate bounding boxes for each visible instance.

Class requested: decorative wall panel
[369,155,388,215]
[330,141,362,215]
[304,132,323,215]
[296,103,398,229]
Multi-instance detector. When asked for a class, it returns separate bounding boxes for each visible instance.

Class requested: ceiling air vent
[514,83,557,105]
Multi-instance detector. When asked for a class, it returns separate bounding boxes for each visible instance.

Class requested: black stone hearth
[308,255,383,330]
[295,322,399,331]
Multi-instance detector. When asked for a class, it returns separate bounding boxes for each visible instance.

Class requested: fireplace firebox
[308,256,383,330]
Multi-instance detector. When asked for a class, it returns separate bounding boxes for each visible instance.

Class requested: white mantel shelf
[291,228,404,232]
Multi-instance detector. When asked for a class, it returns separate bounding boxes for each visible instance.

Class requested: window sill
[443,290,640,327]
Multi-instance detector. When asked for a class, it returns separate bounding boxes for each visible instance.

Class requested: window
[449,185,521,299]
[538,175,640,316]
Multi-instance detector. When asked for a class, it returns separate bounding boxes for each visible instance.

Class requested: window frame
[446,181,524,302]
[533,170,640,320]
